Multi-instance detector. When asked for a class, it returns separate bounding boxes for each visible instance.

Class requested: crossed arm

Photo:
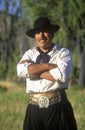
[28,63,57,81]
[19,59,57,81]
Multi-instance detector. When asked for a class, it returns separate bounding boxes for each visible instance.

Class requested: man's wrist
[47,63,57,70]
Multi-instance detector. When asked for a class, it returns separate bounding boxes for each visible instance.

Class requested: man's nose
[39,32,44,36]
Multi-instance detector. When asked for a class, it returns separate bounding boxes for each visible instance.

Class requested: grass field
[0,81,85,130]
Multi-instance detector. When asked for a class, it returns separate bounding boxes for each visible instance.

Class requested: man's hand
[48,63,57,70]
[40,71,56,81]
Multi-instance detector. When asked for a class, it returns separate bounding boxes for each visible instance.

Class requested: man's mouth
[39,38,47,42]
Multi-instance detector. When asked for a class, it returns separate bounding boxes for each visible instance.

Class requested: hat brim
[26,25,60,38]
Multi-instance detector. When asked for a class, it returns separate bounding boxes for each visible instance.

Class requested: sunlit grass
[0,90,28,130]
[67,86,85,130]
[0,80,24,91]
[0,82,85,130]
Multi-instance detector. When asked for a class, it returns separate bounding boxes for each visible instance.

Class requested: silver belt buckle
[38,96,49,108]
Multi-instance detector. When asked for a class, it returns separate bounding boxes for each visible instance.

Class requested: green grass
[0,84,85,130]
[66,86,85,130]
[0,86,28,130]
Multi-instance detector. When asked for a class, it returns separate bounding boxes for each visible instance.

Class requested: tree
[24,0,85,86]
[0,0,23,79]
[0,0,84,85]
[0,13,18,78]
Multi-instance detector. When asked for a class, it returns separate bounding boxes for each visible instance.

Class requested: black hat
[26,17,60,38]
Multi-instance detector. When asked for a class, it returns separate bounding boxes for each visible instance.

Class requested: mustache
[39,37,47,41]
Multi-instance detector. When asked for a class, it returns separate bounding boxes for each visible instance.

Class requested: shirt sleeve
[49,48,72,82]
[17,50,33,78]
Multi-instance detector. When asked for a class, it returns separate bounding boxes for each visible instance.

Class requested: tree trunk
[79,48,85,86]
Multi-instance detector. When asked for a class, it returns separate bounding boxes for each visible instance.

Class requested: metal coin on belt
[38,96,49,108]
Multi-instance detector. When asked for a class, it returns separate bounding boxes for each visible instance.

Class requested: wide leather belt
[29,90,66,108]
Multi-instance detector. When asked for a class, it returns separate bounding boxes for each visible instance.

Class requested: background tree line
[0,0,85,86]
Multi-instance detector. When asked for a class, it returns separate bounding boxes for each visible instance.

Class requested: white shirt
[17,44,72,93]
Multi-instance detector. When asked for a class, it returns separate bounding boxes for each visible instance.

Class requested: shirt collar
[33,43,60,54]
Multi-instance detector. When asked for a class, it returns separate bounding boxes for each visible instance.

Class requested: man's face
[35,29,54,50]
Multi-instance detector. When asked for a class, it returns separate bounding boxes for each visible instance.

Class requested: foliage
[0,0,85,85]
[0,12,20,79]
[22,0,85,85]
[25,0,85,47]
[0,4,29,80]
[6,51,20,80]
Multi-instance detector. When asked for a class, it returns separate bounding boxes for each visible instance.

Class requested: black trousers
[23,98,77,130]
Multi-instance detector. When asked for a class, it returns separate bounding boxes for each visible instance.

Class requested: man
[17,17,77,130]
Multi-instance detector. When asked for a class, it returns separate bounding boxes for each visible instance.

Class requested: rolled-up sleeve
[17,62,31,77]
[17,50,33,78]
[49,49,72,82]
